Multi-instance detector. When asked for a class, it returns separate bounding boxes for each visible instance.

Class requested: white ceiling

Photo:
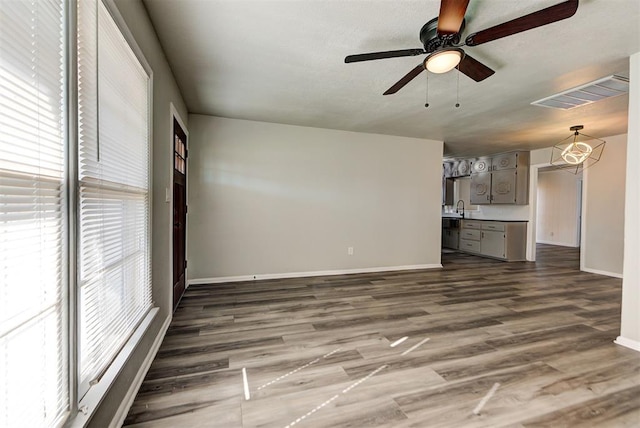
[143,0,640,157]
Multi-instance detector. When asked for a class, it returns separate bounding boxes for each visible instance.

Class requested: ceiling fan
[345,0,579,95]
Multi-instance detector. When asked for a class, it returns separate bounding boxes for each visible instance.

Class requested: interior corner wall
[582,133,627,277]
[536,169,580,247]
[88,0,188,425]
[618,51,640,350]
[187,115,444,281]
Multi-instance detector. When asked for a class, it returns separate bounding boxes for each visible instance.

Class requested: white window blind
[0,0,68,426]
[77,0,151,396]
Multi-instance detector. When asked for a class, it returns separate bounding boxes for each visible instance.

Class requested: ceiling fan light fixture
[424,48,463,74]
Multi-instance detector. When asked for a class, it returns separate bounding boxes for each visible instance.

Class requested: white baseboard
[188,263,442,285]
[581,267,623,279]
[110,312,172,428]
[614,336,640,352]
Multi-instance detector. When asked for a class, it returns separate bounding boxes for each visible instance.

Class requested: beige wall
[582,133,627,277]
[187,115,443,281]
[537,169,581,247]
[89,0,188,425]
[618,51,640,350]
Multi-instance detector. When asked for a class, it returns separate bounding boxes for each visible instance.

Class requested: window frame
[0,0,70,425]
[71,0,156,424]
[1,0,156,424]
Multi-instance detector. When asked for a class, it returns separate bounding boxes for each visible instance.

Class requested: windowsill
[66,307,159,428]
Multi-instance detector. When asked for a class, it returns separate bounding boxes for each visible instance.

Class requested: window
[1,0,153,424]
[174,122,186,174]
[0,0,68,426]
[77,0,152,397]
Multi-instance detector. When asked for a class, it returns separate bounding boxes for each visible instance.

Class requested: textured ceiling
[143,0,640,157]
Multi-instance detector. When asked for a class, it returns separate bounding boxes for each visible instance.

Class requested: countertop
[461,219,528,223]
[442,216,528,225]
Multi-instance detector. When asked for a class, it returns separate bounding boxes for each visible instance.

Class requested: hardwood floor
[123,245,640,427]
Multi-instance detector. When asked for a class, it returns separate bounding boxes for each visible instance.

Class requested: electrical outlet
[348,247,354,255]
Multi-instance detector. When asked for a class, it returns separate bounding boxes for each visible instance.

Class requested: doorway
[535,166,583,258]
[172,117,187,311]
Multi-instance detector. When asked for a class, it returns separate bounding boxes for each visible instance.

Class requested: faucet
[456,199,465,219]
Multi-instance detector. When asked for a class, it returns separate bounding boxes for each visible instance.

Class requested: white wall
[187,115,443,281]
[582,133,627,277]
[617,51,640,351]
[536,169,581,247]
[89,0,188,425]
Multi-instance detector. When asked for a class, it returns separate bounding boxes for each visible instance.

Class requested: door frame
[528,161,585,262]
[169,103,189,310]
[575,178,583,247]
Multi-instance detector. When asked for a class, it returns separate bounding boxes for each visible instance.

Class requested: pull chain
[455,69,460,108]
[424,72,429,108]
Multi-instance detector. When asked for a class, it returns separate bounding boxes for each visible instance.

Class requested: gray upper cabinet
[491,169,517,204]
[492,152,519,171]
[470,172,492,204]
[443,162,454,178]
[456,159,472,176]
[472,157,491,174]
[442,176,454,205]
[470,151,529,205]
[443,159,473,178]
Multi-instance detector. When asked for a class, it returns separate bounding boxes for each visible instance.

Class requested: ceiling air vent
[532,75,629,110]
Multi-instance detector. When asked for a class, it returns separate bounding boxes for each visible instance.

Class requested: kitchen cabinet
[459,220,527,261]
[492,152,520,170]
[472,157,491,174]
[443,159,473,178]
[481,230,505,259]
[456,159,472,176]
[442,218,460,250]
[470,172,492,204]
[470,151,529,205]
[442,228,459,249]
[442,176,454,206]
[491,169,518,204]
[443,162,455,178]
[459,220,481,253]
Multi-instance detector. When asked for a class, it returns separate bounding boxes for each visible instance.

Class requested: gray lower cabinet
[481,230,505,258]
[459,220,527,261]
[459,221,481,253]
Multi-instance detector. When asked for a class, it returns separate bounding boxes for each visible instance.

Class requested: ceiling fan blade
[465,0,578,46]
[437,0,470,35]
[345,48,425,63]
[383,64,424,95]
[456,54,495,82]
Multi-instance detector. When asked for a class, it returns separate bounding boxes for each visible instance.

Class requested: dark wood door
[173,118,187,311]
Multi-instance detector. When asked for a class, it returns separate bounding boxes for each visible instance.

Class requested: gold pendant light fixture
[550,125,606,174]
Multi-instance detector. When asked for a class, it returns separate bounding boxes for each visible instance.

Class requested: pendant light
[550,125,606,174]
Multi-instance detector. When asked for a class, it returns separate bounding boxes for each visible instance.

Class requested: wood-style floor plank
[123,245,640,427]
